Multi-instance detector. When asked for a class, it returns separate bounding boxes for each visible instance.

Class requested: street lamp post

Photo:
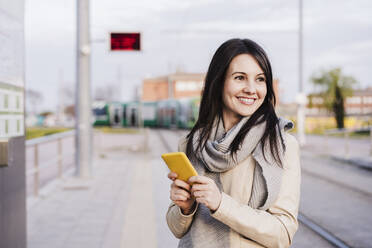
[75,0,92,178]
[297,0,306,146]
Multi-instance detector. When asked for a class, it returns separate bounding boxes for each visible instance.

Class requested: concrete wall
[0,137,26,248]
[0,0,26,247]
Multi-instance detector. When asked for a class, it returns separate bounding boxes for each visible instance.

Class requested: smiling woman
[166,38,301,248]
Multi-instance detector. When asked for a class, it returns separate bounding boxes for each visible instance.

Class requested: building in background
[306,87,372,117]
[142,72,205,101]
[0,83,24,137]
[345,87,372,116]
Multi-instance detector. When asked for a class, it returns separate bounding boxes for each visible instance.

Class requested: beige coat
[166,132,301,248]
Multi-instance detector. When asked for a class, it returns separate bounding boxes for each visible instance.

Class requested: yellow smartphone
[161,152,198,183]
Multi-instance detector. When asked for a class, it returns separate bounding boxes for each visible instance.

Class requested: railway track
[301,168,372,200]
[156,129,354,248]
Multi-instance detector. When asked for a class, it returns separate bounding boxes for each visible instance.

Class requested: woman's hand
[189,176,222,212]
[168,172,196,215]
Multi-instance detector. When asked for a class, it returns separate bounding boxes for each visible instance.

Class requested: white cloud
[314,40,372,65]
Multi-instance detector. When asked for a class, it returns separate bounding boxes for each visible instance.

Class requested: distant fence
[26,130,75,196]
[324,126,372,159]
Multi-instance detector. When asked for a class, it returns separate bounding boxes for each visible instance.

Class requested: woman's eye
[257,77,266,82]
[234,75,245,80]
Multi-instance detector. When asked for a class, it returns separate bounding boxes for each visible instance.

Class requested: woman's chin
[236,108,257,117]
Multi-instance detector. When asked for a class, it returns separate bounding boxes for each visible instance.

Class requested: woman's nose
[242,79,256,94]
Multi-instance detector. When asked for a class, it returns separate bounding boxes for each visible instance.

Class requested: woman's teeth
[238,97,255,105]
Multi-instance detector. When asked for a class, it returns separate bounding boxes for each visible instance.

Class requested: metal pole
[75,0,92,178]
[138,86,143,128]
[370,126,372,156]
[34,144,39,196]
[58,138,63,178]
[344,131,349,160]
[299,0,303,94]
[168,75,173,99]
[297,0,306,146]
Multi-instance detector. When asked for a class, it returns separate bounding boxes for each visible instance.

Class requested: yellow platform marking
[120,156,157,248]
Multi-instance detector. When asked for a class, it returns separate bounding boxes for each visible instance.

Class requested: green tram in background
[92,97,200,129]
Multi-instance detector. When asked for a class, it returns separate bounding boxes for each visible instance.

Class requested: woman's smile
[237,96,257,105]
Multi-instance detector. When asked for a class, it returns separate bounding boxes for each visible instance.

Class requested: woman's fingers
[190,183,210,193]
[170,188,191,201]
[168,173,197,212]
[172,179,191,191]
[170,183,191,198]
[192,190,206,198]
[174,188,191,199]
[171,193,188,201]
[167,172,178,181]
[189,176,222,211]
[195,197,207,206]
[188,175,212,185]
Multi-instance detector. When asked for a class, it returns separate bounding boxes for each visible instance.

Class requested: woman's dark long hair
[186,38,285,167]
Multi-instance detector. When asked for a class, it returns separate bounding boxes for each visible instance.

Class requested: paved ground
[27,129,372,248]
[27,130,178,248]
[303,134,372,168]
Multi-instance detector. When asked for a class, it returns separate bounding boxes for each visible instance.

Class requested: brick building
[142,73,205,101]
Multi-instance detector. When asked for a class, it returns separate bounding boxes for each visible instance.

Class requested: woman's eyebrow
[231,71,247,75]
[231,72,265,76]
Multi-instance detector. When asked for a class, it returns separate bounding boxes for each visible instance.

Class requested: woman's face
[222,54,267,124]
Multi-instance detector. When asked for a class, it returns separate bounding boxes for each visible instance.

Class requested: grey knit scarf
[178,116,293,248]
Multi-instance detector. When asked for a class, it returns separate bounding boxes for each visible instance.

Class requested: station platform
[27,129,372,248]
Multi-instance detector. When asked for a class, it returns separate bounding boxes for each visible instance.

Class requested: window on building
[363,96,372,104]
[347,96,362,104]
[16,95,20,110]
[5,120,8,134]
[4,94,8,109]
[175,81,203,92]
[312,97,323,104]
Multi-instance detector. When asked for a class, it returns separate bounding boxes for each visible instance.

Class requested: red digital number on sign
[110,33,141,51]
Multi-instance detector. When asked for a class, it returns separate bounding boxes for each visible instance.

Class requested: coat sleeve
[211,133,301,248]
[166,202,198,238]
[166,136,198,239]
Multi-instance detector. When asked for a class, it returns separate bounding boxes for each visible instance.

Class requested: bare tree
[25,88,43,114]
[60,85,75,106]
[94,83,119,101]
[64,104,75,117]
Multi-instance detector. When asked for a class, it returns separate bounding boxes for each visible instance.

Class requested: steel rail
[26,130,75,146]
[298,213,352,248]
[301,167,372,199]
[26,151,75,176]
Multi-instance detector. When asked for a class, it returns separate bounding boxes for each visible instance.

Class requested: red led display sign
[110,33,141,51]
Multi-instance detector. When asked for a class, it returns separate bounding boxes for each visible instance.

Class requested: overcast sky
[25,0,372,112]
